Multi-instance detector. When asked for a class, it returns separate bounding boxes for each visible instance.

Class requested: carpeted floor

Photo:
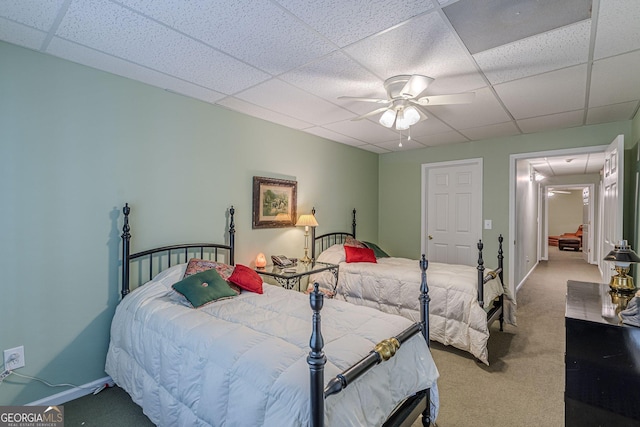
[64,246,601,426]
[419,246,601,427]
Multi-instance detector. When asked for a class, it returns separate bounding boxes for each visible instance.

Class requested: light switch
[484,220,492,230]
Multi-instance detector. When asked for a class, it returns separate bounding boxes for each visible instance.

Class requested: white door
[600,135,624,284]
[422,159,482,266]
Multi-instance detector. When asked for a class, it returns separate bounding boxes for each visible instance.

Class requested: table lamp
[604,240,640,293]
[255,252,267,268]
[296,214,318,264]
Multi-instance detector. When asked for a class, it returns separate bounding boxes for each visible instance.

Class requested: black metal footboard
[308,255,432,427]
[477,234,505,330]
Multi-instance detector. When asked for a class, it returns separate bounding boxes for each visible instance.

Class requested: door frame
[421,158,483,259]
[542,183,596,264]
[509,145,608,294]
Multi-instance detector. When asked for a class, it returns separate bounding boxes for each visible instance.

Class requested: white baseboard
[516,260,539,294]
[27,376,113,406]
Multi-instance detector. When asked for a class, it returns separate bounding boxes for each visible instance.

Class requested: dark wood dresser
[565,280,640,426]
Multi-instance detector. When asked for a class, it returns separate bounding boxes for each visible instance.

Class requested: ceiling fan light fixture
[379,109,396,128]
[395,110,410,130]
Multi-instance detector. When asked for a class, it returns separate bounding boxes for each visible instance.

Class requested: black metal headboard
[120,203,235,299]
[310,208,356,261]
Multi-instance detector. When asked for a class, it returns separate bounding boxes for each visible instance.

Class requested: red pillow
[228,264,263,294]
[344,246,377,263]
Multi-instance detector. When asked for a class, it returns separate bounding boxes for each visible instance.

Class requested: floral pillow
[344,236,366,248]
[183,258,240,294]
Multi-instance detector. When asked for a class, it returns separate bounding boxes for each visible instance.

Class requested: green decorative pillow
[172,268,238,308]
[363,241,390,258]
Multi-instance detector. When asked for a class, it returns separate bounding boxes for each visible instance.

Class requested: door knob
[428,235,433,240]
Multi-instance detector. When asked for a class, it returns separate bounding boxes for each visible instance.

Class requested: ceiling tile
[234,79,355,126]
[458,121,520,140]
[405,114,454,137]
[279,51,384,114]
[217,97,314,129]
[323,119,400,144]
[586,101,639,125]
[425,87,510,129]
[302,126,368,146]
[413,131,469,146]
[375,138,427,152]
[0,0,67,31]
[594,0,640,60]
[344,11,486,94]
[444,0,592,54]
[47,37,227,104]
[517,110,584,134]
[589,50,640,108]
[494,64,587,119]
[473,20,591,85]
[118,0,336,75]
[276,0,435,47]
[55,0,270,94]
[0,17,47,50]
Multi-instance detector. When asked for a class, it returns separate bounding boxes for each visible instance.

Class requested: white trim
[509,145,608,297]
[421,158,483,260]
[27,376,113,406]
[516,260,539,294]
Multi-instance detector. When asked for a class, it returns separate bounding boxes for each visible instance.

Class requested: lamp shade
[604,240,640,267]
[295,214,318,227]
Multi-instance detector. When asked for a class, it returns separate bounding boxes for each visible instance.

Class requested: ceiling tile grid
[0,0,639,153]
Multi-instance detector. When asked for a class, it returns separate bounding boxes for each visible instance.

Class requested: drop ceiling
[1,0,639,153]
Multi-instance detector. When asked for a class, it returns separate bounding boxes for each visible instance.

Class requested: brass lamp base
[609,267,636,293]
[300,254,312,264]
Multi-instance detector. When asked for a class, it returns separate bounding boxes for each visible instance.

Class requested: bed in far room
[309,209,515,365]
[106,204,439,427]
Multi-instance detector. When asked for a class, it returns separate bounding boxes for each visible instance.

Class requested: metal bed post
[419,254,431,427]
[311,207,317,261]
[477,240,485,309]
[497,234,504,331]
[308,283,326,427]
[229,206,235,266]
[351,208,356,238]
[121,203,131,299]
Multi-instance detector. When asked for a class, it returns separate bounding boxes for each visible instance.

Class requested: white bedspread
[106,264,439,427]
[311,245,515,365]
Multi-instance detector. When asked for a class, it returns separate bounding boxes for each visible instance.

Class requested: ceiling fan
[338,74,475,130]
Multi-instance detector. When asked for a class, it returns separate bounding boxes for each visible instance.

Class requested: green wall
[0,41,379,404]
[378,121,633,277]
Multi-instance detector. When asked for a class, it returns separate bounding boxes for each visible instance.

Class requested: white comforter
[311,245,515,365]
[105,264,439,427]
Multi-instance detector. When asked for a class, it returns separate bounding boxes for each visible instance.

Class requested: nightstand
[255,261,338,292]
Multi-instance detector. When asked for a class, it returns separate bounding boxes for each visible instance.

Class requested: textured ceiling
[1,0,639,155]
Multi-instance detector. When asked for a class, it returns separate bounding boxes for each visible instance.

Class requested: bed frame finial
[419,255,430,346]
[352,208,356,238]
[229,206,235,265]
[121,203,132,299]
[477,240,485,308]
[308,283,326,427]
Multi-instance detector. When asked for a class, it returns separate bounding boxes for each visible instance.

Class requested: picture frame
[252,176,297,229]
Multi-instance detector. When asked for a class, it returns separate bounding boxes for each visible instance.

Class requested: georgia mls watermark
[0,406,64,427]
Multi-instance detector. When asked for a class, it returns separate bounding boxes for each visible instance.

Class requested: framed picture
[252,176,297,229]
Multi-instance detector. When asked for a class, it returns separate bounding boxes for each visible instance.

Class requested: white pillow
[316,244,346,264]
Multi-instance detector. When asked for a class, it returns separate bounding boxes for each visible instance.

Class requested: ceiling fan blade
[401,75,434,98]
[338,96,390,104]
[414,92,475,106]
[351,107,391,121]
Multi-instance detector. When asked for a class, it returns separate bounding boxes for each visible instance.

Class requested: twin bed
[310,209,514,365]
[106,204,439,427]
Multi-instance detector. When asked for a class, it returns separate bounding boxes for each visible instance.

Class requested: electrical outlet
[4,346,25,370]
